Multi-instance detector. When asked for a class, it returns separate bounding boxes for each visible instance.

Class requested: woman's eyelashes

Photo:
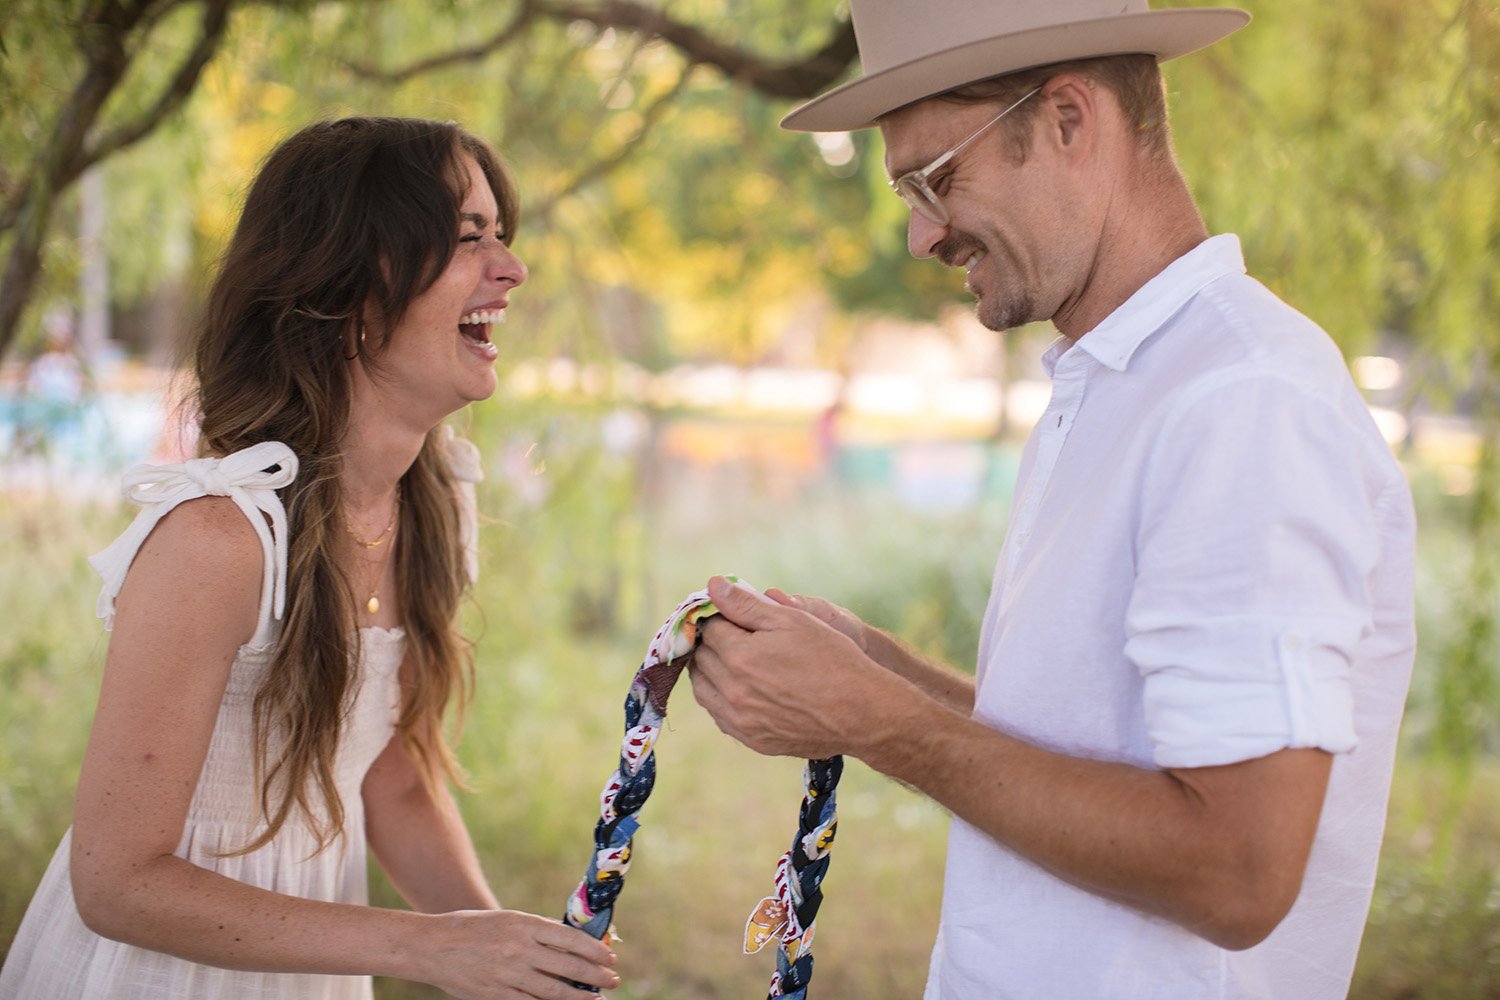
[459,230,508,246]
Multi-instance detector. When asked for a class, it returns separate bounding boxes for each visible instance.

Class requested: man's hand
[690,575,906,760]
[768,583,977,714]
[691,577,1331,948]
[763,587,870,653]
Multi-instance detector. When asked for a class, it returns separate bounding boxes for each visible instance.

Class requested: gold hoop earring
[344,322,365,362]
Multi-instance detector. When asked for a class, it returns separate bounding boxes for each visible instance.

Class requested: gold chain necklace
[345,489,399,548]
[346,489,399,615]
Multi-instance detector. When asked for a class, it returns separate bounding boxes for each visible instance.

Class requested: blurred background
[1,0,1497,996]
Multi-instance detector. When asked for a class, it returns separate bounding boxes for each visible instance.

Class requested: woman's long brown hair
[192,118,518,854]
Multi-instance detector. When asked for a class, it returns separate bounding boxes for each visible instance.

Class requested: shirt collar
[1042,234,1247,376]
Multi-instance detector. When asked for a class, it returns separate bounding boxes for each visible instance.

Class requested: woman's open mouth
[458,308,504,358]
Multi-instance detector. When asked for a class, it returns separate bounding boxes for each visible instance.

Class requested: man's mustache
[937,232,986,269]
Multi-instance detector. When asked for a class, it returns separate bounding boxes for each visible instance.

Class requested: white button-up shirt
[926,235,1416,999]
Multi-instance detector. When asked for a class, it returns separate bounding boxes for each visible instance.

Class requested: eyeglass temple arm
[945,86,1043,163]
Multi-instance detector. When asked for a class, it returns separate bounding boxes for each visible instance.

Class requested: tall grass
[2,401,1497,998]
[0,497,120,945]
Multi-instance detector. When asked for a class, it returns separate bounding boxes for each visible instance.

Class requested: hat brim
[780,8,1249,132]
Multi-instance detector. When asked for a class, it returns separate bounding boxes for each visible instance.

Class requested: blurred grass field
[2,399,1498,998]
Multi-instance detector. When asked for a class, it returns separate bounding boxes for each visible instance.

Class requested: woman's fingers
[531,949,619,994]
[428,909,619,999]
[534,919,615,964]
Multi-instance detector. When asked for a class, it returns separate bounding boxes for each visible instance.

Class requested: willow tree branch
[532,64,692,216]
[343,0,537,83]
[533,0,856,98]
[0,164,20,231]
[0,0,229,358]
[347,0,856,101]
[80,0,232,174]
[0,0,150,356]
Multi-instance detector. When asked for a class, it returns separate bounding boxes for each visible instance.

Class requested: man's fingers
[687,652,744,737]
[705,575,781,630]
[755,587,850,637]
[765,587,800,608]
[688,647,724,706]
[695,610,738,643]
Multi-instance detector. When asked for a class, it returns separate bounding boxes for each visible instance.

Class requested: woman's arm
[363,721,500,913]
[68,497,617,998]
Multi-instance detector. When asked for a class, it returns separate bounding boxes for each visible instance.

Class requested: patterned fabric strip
[744,755,842,999]
[563,579,842,999]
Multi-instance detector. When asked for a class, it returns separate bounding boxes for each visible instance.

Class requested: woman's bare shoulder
[152,494,265,565]
[115,495,268,644]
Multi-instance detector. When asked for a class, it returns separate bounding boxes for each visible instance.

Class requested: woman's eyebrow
[459,211,493,228]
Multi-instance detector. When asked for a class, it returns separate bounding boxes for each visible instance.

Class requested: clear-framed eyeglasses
[889,87,1042,226]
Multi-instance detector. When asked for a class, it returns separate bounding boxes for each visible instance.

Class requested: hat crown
[783,0,1247,132]
[853,0,1153,76]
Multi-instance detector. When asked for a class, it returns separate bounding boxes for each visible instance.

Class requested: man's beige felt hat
[781,0,1249,132]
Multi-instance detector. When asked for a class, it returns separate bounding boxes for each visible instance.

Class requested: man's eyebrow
[885,151,934,181]
[886,158,920,180]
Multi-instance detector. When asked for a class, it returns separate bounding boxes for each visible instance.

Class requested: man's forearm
[863,626,975,714]
[855,691,1331,950]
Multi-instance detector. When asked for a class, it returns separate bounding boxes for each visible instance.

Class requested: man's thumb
[706,575,780,630]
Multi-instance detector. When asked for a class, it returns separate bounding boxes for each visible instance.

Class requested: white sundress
[0,435,482,999]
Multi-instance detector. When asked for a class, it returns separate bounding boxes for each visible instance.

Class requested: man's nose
[907,210,948,260]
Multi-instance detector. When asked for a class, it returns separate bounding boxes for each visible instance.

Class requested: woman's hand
[414,909,619,1000]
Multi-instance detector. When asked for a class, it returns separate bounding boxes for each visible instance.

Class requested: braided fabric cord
[562,580,842,998]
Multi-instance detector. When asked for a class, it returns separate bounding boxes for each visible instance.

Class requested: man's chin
[975,295,1033,333]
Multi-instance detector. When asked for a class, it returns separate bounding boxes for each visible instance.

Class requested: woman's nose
[490,243,528,287]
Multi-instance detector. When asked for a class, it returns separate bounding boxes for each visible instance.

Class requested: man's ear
[1040,73,1097,155]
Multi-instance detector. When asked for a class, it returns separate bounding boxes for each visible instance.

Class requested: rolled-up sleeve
[1124,371,1380,769]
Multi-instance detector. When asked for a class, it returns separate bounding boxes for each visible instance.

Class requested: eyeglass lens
[897,176,947,225]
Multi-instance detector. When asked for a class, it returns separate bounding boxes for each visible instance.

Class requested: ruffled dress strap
[439,425,483,585]
[88,441,299,648]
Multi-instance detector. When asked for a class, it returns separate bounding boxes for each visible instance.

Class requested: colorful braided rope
[743,755,843,998]
[563,580,842,999]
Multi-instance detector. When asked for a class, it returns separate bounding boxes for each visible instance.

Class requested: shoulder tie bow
[89,441,298,637]
[439,425,484,585]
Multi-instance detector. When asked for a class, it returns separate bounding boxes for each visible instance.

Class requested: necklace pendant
[367,594,380,615]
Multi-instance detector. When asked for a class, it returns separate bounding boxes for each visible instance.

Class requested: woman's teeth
[460,308,506,326]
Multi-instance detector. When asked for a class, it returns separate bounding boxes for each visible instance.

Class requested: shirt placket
[998,355,1089,601]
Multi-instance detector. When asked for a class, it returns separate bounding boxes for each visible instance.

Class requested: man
[688,1,1417,997]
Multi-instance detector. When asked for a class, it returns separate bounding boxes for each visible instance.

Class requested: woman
[0,118,619,1000]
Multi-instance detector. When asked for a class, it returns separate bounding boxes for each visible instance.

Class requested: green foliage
[1355,761,1500,999]
[0,499,123,955]
[4,0,1495,378]
[1161,0,1500,383]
